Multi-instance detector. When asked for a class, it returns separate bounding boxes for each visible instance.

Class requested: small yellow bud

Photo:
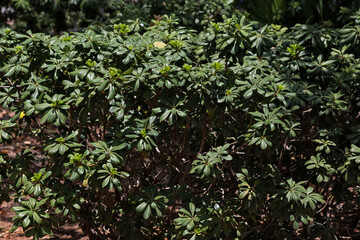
[83,178,88,187]
[19,111,26,119]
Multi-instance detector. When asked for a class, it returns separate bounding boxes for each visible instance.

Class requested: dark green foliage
[1,0,360,36]
[0,0,236,33]
[241,0,360,26]
[1,9,360,240]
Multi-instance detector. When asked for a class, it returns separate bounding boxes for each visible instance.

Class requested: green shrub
[1,12,360,239]
[241,0,360,26]
[0,0,235,33]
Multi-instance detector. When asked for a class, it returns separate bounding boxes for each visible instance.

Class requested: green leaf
[73,203,81,210]
[35,103,52,111]
[102,176,111,188]
[243,89,253,99]
[4,66,16,77]
[34,184,41,197]
[108,85,116,100]
[112,143,127,151]
[260,139,267,150]
[293,220,300,230]
[136,202,147,213]
[189,202,195,215]
[316,174,324,183]
[160,110,171,122]
[70,171,80,181]
[177,110,187,118]
[59,144,67,155]
[143,205,151,219]
[32,212,42,224]
[98,81,108,92]
[12,206,26,212]
[22,216,31,228]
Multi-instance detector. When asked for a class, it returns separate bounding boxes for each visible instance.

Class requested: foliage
[0,0,236,33]
[1,9,360,240]
[241,0,360,25]
[2,0,360,34]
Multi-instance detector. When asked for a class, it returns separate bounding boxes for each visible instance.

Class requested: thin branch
[201,161,228,197]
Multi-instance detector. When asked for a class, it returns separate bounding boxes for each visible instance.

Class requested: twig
[153,156,174,181]
[278,137,288,170]
[201,161,228,197]
[179,116,208,185]
[198,121,208,154]
[316,202,328,214]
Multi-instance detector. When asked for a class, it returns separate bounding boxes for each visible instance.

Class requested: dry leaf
[154,41,167,49]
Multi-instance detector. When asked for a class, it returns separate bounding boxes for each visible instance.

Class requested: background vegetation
[1,0,360,33]
[0,0,360,239]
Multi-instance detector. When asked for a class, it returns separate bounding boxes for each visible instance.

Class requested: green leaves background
[0,5,360,240]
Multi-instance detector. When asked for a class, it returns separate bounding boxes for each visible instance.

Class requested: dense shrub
[0,0,235,33]
[242,0,360,26]
[1,11,360,239]
[2,0,360,34]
